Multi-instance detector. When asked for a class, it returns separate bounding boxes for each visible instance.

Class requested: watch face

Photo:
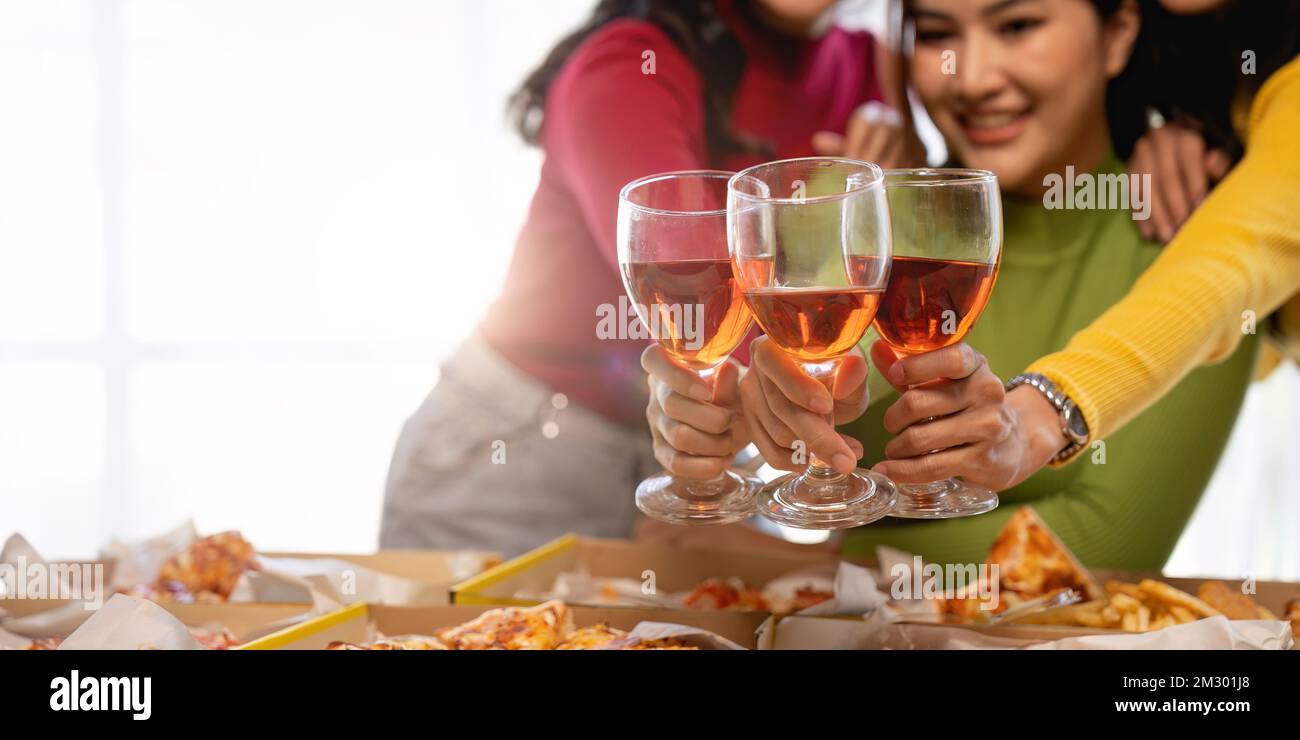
[1065,405,1089,441]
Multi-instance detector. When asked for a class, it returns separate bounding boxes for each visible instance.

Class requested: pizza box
[156,602,314,645]
[1,598,313,647]
[240,602,768,650]
[257,549,502,605]
[450,534,848,611]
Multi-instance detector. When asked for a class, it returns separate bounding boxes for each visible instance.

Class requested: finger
[882,383,963,434]
[1204,149,1231,182]
[844,109,873,160]
[884,405,1011,460]
[853,102,902,163]
[1129,140,1156,241]
[842,434,864,461]
[652,437,731,479]
[758,370,857,473]
[751,336,834,414]
[872,445,976,485]
[641,345,713,401]
[1150,129,1193,239]
[648,399,739,457]
[832,350,871,424]
[873,132,906,170]
[883,365,1004,433]
[739,375,801,471]
[712,358,744,408]
[884,343,985,388]
[654,379,733,435]
[1174,127,1208,206]
[740,363,798,449]
[811,131,846,156]
[870,339,907,393]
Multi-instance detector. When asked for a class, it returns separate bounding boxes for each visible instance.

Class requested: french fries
[1019,578,1271,633]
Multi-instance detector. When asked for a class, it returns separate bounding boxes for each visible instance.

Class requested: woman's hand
[868,341,1066,491]
[642,345,751,479]
[738,335,869,475]
[812,101,926,169]
[1127,119,1231,243]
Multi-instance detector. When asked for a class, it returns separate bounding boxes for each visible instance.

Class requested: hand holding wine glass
[729,157,896,529]
[641,345,751,481]
[737,335,870,474]
[873,168,1003,518]
[869,340,1067,491]
[618,170,761,525]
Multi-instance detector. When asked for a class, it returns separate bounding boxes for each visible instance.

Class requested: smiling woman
[903,0,1138,195]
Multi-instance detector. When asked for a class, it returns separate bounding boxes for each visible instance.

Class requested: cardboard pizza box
[259,549,502,605]
[157,602,314,644]
[450,534,849,611]
[241,602,768,650]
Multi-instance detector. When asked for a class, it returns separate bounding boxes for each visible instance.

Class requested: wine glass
[618,170,761,525]
[876,168,1003,519]
[728,158,897,529]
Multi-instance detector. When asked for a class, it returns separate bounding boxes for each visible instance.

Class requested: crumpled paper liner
[624,621,747,650]
[57,594,205,650]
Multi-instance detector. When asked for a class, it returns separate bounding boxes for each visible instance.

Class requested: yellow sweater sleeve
[1028,56,1300,454]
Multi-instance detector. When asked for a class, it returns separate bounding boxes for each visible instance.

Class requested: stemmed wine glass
[618,170,761,525]
[875,168,1003,519]
[728,158,897,529]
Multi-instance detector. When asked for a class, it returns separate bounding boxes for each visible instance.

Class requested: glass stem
[802,358,847,489]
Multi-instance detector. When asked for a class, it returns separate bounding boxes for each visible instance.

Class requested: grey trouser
[380,334,657,558]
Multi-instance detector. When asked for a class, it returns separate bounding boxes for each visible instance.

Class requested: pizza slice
[434,600,573,650]
[985,506,1102,601]
[682,578,769,611]
[155,531,260,601]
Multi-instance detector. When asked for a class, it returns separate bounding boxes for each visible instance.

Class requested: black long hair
[1124,0,1300,161]
[509,0,764,157]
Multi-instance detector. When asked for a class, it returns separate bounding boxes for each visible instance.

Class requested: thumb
[811,131,846,156]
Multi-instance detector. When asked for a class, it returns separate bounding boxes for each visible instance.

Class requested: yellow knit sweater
[1029,55,1300,458]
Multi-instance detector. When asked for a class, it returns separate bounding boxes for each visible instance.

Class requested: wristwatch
[1005,372,1090,463]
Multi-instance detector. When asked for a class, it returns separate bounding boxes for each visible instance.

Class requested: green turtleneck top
[839,155,1259,571]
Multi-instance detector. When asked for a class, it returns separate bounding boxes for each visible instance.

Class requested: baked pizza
[326,602,700,650]
[435,600,573,650]
[682,578,770,611]
[115,530,261,604]
[156,530,260,601]
[555,624,693,650]
[944,506,1101,617]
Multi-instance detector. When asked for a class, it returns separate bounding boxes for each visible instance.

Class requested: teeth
[966,113,1020,129]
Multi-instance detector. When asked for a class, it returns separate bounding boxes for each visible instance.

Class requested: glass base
[889,478,999,519]
[635,468,761,525]
[757,467,897,530]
